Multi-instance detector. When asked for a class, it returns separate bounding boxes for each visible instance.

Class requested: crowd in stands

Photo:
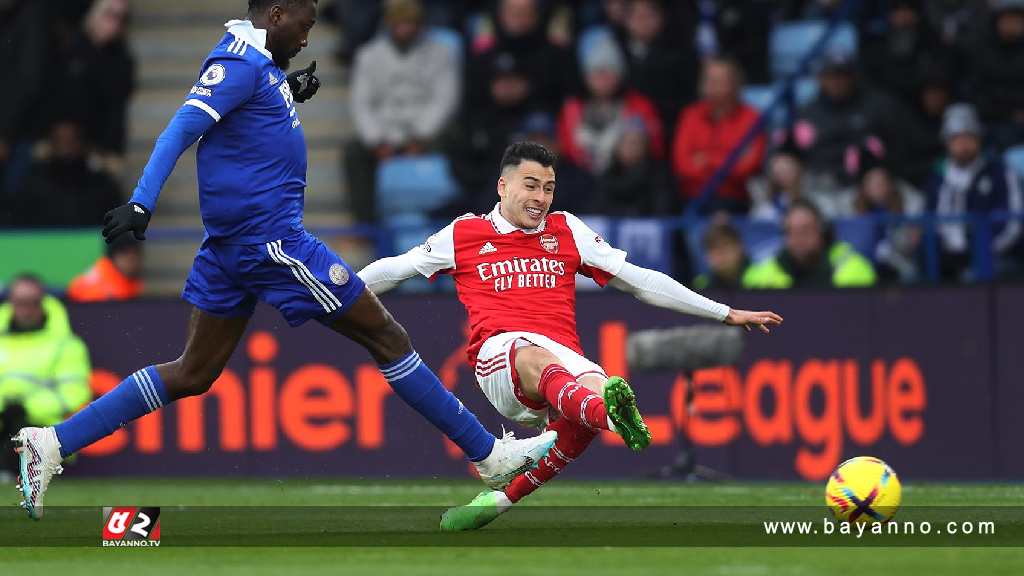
[0,0,135,228]
[338,0,1024,286]
[2,0,1023,293]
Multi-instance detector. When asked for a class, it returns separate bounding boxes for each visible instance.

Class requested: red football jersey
[408,205,627,365]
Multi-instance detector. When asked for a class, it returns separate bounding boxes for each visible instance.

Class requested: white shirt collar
[487,203,546,235]
[224,19,274,60]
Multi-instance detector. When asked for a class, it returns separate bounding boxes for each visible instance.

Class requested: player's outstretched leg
[516,347,651,451]
[14,308,249,519]
[326,290,556,489]
[441,416,596,531]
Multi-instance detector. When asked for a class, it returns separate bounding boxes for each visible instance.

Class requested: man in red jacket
[672,56,764,213]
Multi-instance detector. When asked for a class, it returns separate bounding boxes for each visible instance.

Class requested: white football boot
[473,428,557,490]
[13,427,63,520]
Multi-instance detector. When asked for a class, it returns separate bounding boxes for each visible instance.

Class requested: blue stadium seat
[794,76,819,107]
[427,27,464,64]
[742,84,776,112]
[1005,145,1024,178]
[833,217,880,260]
[376,154,459,219]
[770,20,858,79]
[617,218,672,273]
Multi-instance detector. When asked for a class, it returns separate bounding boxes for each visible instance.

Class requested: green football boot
[440,490,508,532]
[603,376,651,452]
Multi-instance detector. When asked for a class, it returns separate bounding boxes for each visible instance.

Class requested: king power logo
[102,507,161,547]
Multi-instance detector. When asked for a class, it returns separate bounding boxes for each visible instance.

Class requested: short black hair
[248,0,316,13]
[499,141,557,175]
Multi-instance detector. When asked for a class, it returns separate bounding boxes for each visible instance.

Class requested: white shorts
[474,331,607,429]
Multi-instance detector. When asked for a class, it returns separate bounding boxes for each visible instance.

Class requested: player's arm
[103,56,257,243]
[358,221,458,294]
[562,212,783,333]
[607,263,782,333]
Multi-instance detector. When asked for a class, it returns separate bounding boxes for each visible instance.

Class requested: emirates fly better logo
[102,507,161,547]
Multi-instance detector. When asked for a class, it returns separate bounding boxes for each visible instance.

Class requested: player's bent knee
[163,359,222,398]
[514,345,563,389]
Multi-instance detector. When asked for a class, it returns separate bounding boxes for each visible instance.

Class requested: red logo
[102,507,161,547]
[539,234,559,254]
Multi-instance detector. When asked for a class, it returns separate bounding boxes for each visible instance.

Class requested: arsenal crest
[539,234,559,254]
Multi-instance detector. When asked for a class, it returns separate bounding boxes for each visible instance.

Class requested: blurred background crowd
[2,0,1024,298]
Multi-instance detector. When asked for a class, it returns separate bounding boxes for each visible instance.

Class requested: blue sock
[380,351,495,462]
[54,366,169,458]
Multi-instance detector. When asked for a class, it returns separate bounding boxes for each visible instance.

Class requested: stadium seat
[833,217,880,260]
[742,84,776,112]
[1005,145,1024,178]
[617,218,672,274]
[427,27,464,64]
[376,154,460,219]
[794,76,819,107]
[770,20,858,79]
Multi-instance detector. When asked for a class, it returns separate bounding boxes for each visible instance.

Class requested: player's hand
[287,61,320,103]
[724,309,783,334]
[102,202,151,243]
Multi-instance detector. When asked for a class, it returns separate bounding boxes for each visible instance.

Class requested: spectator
[620,0,699,129]
[592,119,674,216]
[927,104,1023,281]
[900,66,954,188]
[707,1,774,84]
[839,145,926,284]
[964,0,1024,150]
[743,199,877,288]
[11,121,122,227]
[0,274,91,477]
[51,0,136,167]
[445,53,541,215]
[467,0,576,115]
[860,0,954,111]
[693,221,750,290]
[672,56,764,214]
[557,35,663,175]
[67,235,144,302]
[345,0,461,223]
[749,135,814,223]
[792,51,912,188]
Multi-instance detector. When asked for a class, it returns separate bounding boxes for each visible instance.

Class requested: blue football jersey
[183,22,306,244]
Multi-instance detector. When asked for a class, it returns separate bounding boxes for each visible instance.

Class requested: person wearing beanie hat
[556,34,663,174]
[926,103,1024,280]
[66,235,143,302]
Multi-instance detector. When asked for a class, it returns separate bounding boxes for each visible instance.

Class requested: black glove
[102,202,151,243]
[287,60,320,103]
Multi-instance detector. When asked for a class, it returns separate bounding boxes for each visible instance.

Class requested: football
[825,456,902,523]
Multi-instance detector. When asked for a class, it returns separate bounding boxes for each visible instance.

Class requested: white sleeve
[563,212,627,281]
[608,262,731,322]
[357,221,458,294]
[357,254,419,294]
[408,221,457,278]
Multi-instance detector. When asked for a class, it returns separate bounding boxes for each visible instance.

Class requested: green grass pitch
[2,478,1023,575]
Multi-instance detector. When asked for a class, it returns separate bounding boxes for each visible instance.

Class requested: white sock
[495,491,514,512]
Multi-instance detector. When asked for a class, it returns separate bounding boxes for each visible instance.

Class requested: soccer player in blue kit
[13,0,556,520]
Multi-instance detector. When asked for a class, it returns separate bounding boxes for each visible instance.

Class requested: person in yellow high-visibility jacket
[0,275,92,475]
[743,199,876,289]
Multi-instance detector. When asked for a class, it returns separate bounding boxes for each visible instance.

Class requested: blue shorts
[182,230,366,327]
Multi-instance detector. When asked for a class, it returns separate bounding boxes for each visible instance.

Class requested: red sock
[537,364,608,431]
[505,417,597,502]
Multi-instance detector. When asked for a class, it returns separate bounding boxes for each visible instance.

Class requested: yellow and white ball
[825,456,901,523]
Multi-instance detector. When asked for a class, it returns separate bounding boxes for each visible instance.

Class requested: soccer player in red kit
[358,142,783,530]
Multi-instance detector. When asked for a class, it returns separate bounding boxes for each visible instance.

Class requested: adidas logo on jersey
[479,242,498,255]
[268,73,279,86]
